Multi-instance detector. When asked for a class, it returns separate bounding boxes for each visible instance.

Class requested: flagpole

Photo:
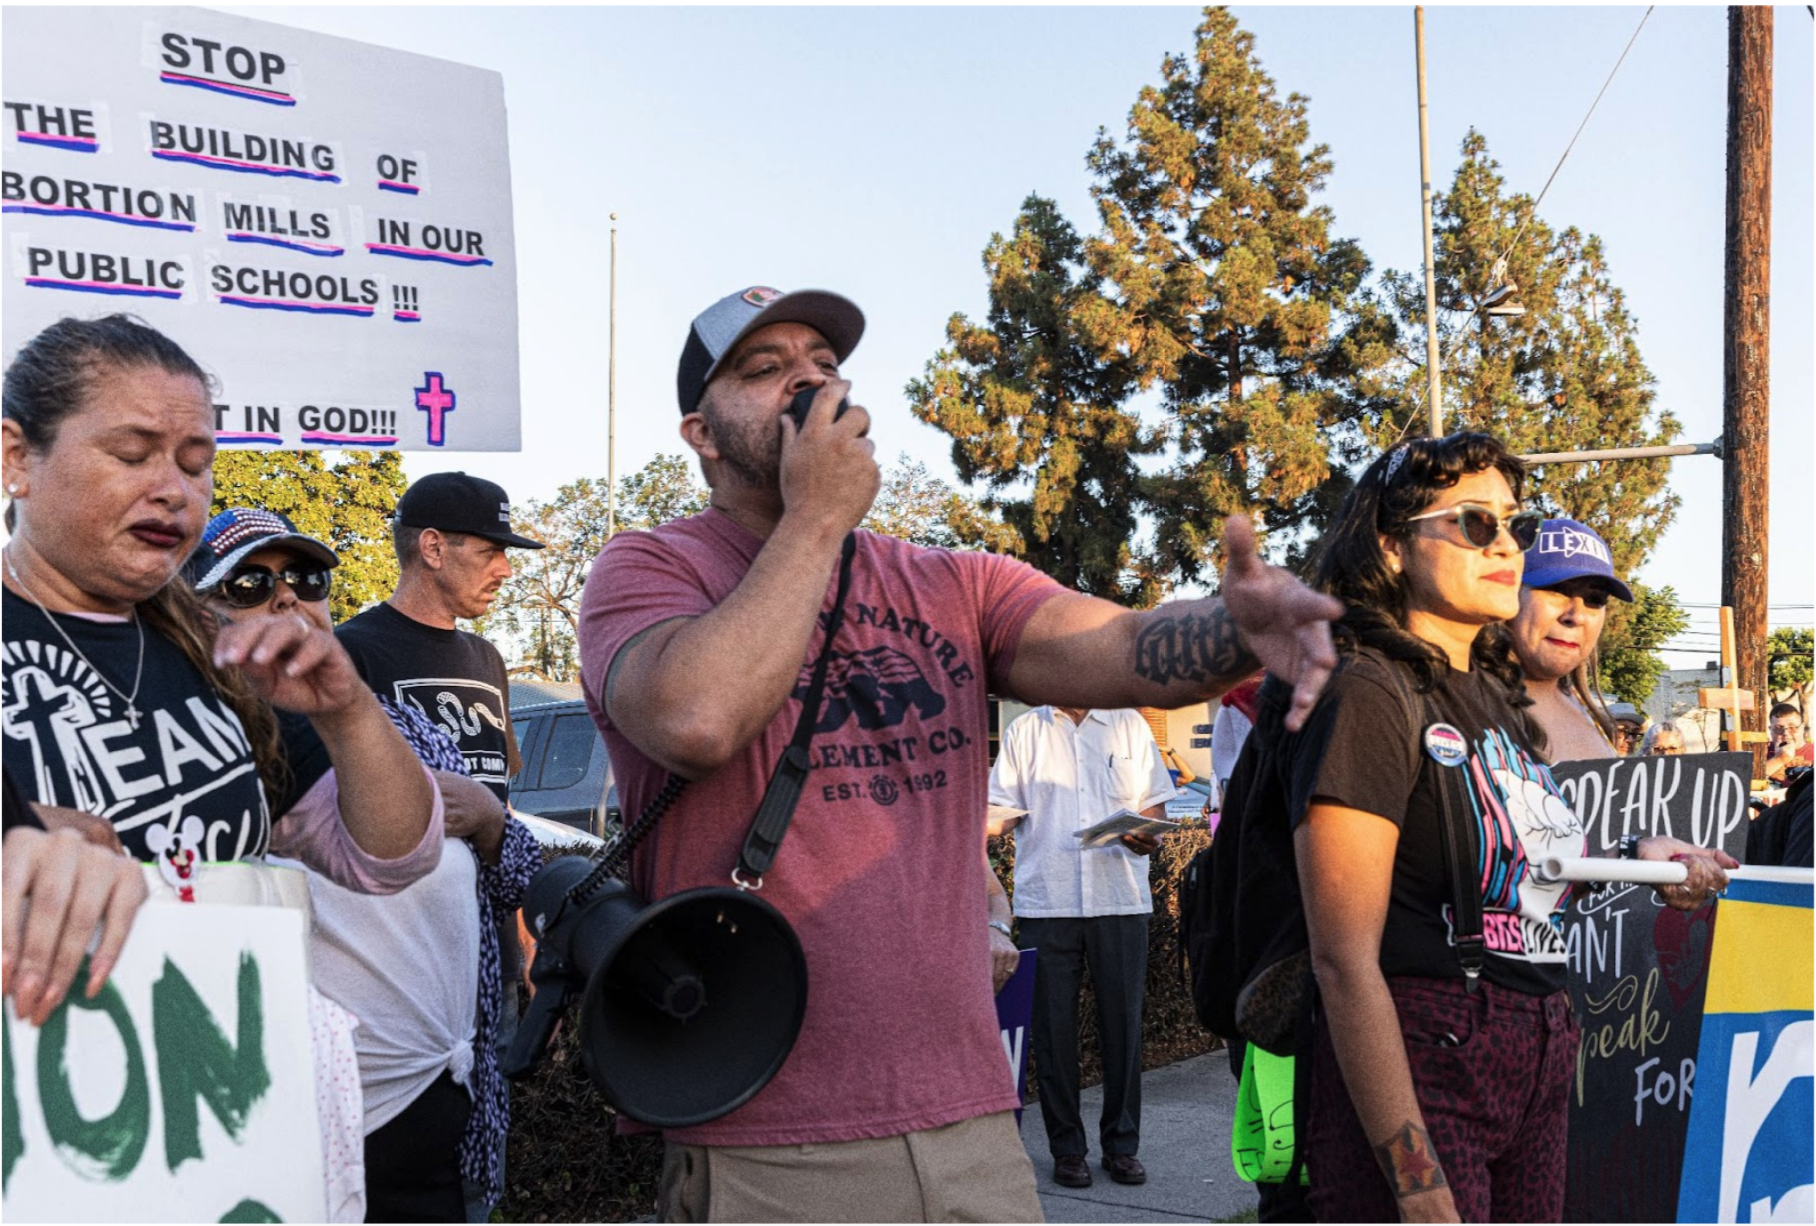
[607,213,619,537]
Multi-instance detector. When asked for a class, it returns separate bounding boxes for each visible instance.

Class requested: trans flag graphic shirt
[1288,648,1585,997]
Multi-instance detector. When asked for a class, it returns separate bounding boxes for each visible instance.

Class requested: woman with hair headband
[1231,432,1732,1222]
[1,314,444,1024]
[1506,517,1631,761]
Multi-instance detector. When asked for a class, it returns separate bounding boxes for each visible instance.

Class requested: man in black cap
[575,285,1342,1222]
[337,471,545,1220]
[339,471,543,796]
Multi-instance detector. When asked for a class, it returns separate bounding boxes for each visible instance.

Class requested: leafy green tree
[492,455,709,680]
[614,453,710,533]
[1371,131,1681,580]
[1596,583,1689,706]
[490,478,607,681]
[1768,627,1813,710]
[210,450,405,623]
[863,456,1011,552]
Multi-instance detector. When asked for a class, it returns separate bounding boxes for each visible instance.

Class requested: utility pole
[1722,6,1772,774]
[1415,7,1443,436]
[606,213,619,539]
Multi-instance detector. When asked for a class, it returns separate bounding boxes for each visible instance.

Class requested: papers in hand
[986,805,1029,836]
[1074,809,1181,849]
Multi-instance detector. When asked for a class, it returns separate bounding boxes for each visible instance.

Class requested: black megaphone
[502,855,809,1128]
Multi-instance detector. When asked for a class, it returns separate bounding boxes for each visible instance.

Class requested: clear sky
[228,3,1813,664]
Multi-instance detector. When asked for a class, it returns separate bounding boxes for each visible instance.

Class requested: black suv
[508,698,619,839]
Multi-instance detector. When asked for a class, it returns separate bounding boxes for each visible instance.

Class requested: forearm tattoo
[1373,1121,1449,1199]
[1132,605,1256,687]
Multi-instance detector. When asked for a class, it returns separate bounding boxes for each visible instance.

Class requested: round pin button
[1423,723,1468,767]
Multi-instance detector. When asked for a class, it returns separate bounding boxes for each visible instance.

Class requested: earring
[4,483,16,495]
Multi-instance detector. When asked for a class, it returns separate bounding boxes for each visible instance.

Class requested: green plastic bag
[1231,1042,1308,1185]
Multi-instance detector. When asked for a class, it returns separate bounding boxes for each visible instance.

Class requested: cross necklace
[3,548,146,730]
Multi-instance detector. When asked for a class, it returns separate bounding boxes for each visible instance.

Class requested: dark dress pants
[1019,914,1147,1159]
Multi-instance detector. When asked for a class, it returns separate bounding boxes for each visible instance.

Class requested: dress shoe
[1052,1155,1092,1188]
[1102,1154,1147,1185]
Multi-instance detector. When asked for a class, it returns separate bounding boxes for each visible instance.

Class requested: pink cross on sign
[414,372,456,446]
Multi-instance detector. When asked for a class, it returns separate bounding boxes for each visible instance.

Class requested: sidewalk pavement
[1018,1050,1259,1224]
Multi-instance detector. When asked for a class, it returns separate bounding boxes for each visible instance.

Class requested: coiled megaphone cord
[567,773,688,905]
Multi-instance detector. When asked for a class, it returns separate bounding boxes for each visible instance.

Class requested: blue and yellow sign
[1676,877,1813,1224]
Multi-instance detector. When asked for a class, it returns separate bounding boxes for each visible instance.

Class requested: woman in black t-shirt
[2,317,439,890]
[1287,433,1733,1223]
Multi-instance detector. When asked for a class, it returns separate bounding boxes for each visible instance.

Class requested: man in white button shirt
[988,705,1177,1190]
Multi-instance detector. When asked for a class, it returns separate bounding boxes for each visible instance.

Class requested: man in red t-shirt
[576,284,1344,1222]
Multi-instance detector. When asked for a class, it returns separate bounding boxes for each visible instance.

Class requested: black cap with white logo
[676,285,865,414]
[395,471,545,549]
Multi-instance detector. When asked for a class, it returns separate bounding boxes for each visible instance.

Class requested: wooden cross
[1698,606,1769,750]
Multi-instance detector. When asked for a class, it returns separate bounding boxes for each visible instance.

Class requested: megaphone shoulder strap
[736,531,861,886]
[577,532,860,903]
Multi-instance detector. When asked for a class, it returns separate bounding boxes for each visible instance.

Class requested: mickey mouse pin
[145,814,207,903]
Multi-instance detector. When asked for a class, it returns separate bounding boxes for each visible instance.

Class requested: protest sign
[1,5,519,450]
[1552,750,1753,862]
[1676,874,1812,1225]
[1553,752,1757,1221]
[995,949,1037,1124]
[1,902,322,1222]
[1561,873,1713,1221]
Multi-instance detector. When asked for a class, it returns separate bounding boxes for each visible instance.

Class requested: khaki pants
[658,1110,1043,1223]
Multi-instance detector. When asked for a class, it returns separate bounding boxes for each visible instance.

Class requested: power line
[1676,602,1812,610]
[1510,6,1655,245]
[1398,6,1658,443]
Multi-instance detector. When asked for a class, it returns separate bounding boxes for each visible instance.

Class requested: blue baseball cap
[1523,518,1633,602]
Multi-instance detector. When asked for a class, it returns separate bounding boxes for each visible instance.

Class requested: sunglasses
[215,563,333,609]
[1404,503,1543,551]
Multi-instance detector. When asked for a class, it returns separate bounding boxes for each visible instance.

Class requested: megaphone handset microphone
[503,534,860,1128]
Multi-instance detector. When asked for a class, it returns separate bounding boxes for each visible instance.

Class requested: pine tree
[911,8,1385,601]
[909,196,1160,602]
[1372,131,1681,577]
[210,450,405,623]
[1084,5,1384,581]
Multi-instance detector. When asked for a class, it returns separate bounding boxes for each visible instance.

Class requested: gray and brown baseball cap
[676,285,865,413]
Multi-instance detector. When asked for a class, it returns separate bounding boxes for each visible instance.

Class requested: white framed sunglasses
[1404,503,1543,551]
